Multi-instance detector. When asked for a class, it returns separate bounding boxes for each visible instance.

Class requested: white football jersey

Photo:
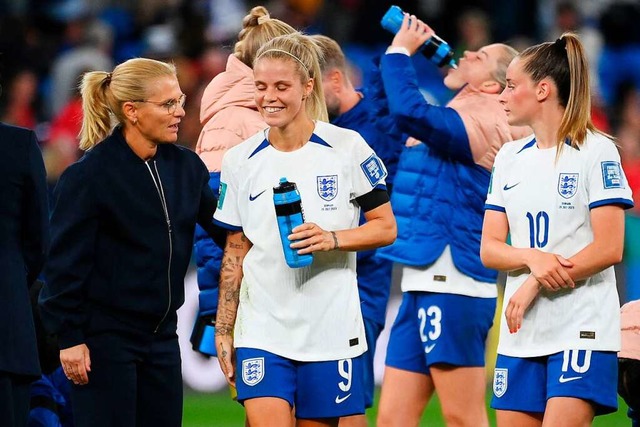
[486,132,633,357]
[214,121,388,361]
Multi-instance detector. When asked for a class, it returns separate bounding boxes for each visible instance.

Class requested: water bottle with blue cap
[273,177,313,268]
[381,5,457,69]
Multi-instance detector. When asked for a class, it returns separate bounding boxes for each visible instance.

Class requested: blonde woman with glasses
[39,57,224,427]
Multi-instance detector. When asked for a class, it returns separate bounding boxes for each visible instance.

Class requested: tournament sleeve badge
[360,154,387,187]
[217,182,228,209]
[601,161,623,189]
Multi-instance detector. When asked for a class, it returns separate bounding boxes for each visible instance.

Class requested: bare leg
[297,418,339,427]
[245,397,294,427]
[376,366,434,427]
[542,397,594,427]
[430,365,489,427]
[338,414,367,427]
[496,410,543,427]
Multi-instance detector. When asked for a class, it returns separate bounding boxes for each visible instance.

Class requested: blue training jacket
[193,172,223,319]
[377,53,498,284]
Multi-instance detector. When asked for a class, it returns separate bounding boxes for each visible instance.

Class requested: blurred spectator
[614,82,640,189]
[544,1,606,126]
[98,6,142,64]
[41,71,84,189]
[264,0,323,31]
[206,0,246,43]
[598,1,640,109]
[453,9,491,61]
[1,69,39,129]
[143,23,178,60]
[614,82,640,302]
[199,44,229,83]
[489,0,538,45]
[48,17,113,117]
[173,57,203,150]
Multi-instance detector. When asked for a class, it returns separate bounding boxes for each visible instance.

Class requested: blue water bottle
[381,5,457,68]
[273,177,313,268]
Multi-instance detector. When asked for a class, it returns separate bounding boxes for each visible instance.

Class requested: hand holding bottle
[289,222,340,254]
[391,12,435,56]
[381,5,457,68]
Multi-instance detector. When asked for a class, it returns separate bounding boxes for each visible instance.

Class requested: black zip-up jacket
[0,123,49,378]
[39,127,224,348]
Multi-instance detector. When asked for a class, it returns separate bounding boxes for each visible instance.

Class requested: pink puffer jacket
[196,55,267,172]
[620,300,640,360]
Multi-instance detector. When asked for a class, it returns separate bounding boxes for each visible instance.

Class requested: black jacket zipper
[145,160,173,333]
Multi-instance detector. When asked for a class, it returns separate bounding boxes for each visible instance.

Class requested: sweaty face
[134,76,185,144]
[444,43,503,90]
[253,57,312,129]
[498,57,539,127]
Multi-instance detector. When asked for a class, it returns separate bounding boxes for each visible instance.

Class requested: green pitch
[183,389,631,426]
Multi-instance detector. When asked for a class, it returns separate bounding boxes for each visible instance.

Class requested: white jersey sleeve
[213,151,242,230]
[350,133,388,199]
[586,138,634,209]
[484,140,512,212]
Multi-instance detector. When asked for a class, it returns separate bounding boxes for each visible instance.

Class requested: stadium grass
[183,389,630,426]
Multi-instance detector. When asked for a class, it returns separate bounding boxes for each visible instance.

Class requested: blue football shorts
[235,347,365,419]
[491,350,618,415]
[385,291,496,373]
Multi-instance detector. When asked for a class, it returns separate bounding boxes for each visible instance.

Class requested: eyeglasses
[132,94,186,115]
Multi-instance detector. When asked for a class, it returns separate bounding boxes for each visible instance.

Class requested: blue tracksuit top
[332,95,402,325]
[377,53,498,284]
[193,172,223,318]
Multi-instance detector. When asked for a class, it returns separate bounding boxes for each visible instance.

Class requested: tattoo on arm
[219,343,228,360]
[215,231,249,337]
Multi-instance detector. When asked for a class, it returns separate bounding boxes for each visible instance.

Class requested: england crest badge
[242,357,264,386]
[493,368,508,398]
[317,175,338,201]
[558,173,578,199]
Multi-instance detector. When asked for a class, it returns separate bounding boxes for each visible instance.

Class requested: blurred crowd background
[1,0,640,301]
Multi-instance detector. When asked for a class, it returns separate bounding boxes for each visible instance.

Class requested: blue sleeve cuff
[213,218,243,231]
[485,204,506,212]
[589,198,635,210]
